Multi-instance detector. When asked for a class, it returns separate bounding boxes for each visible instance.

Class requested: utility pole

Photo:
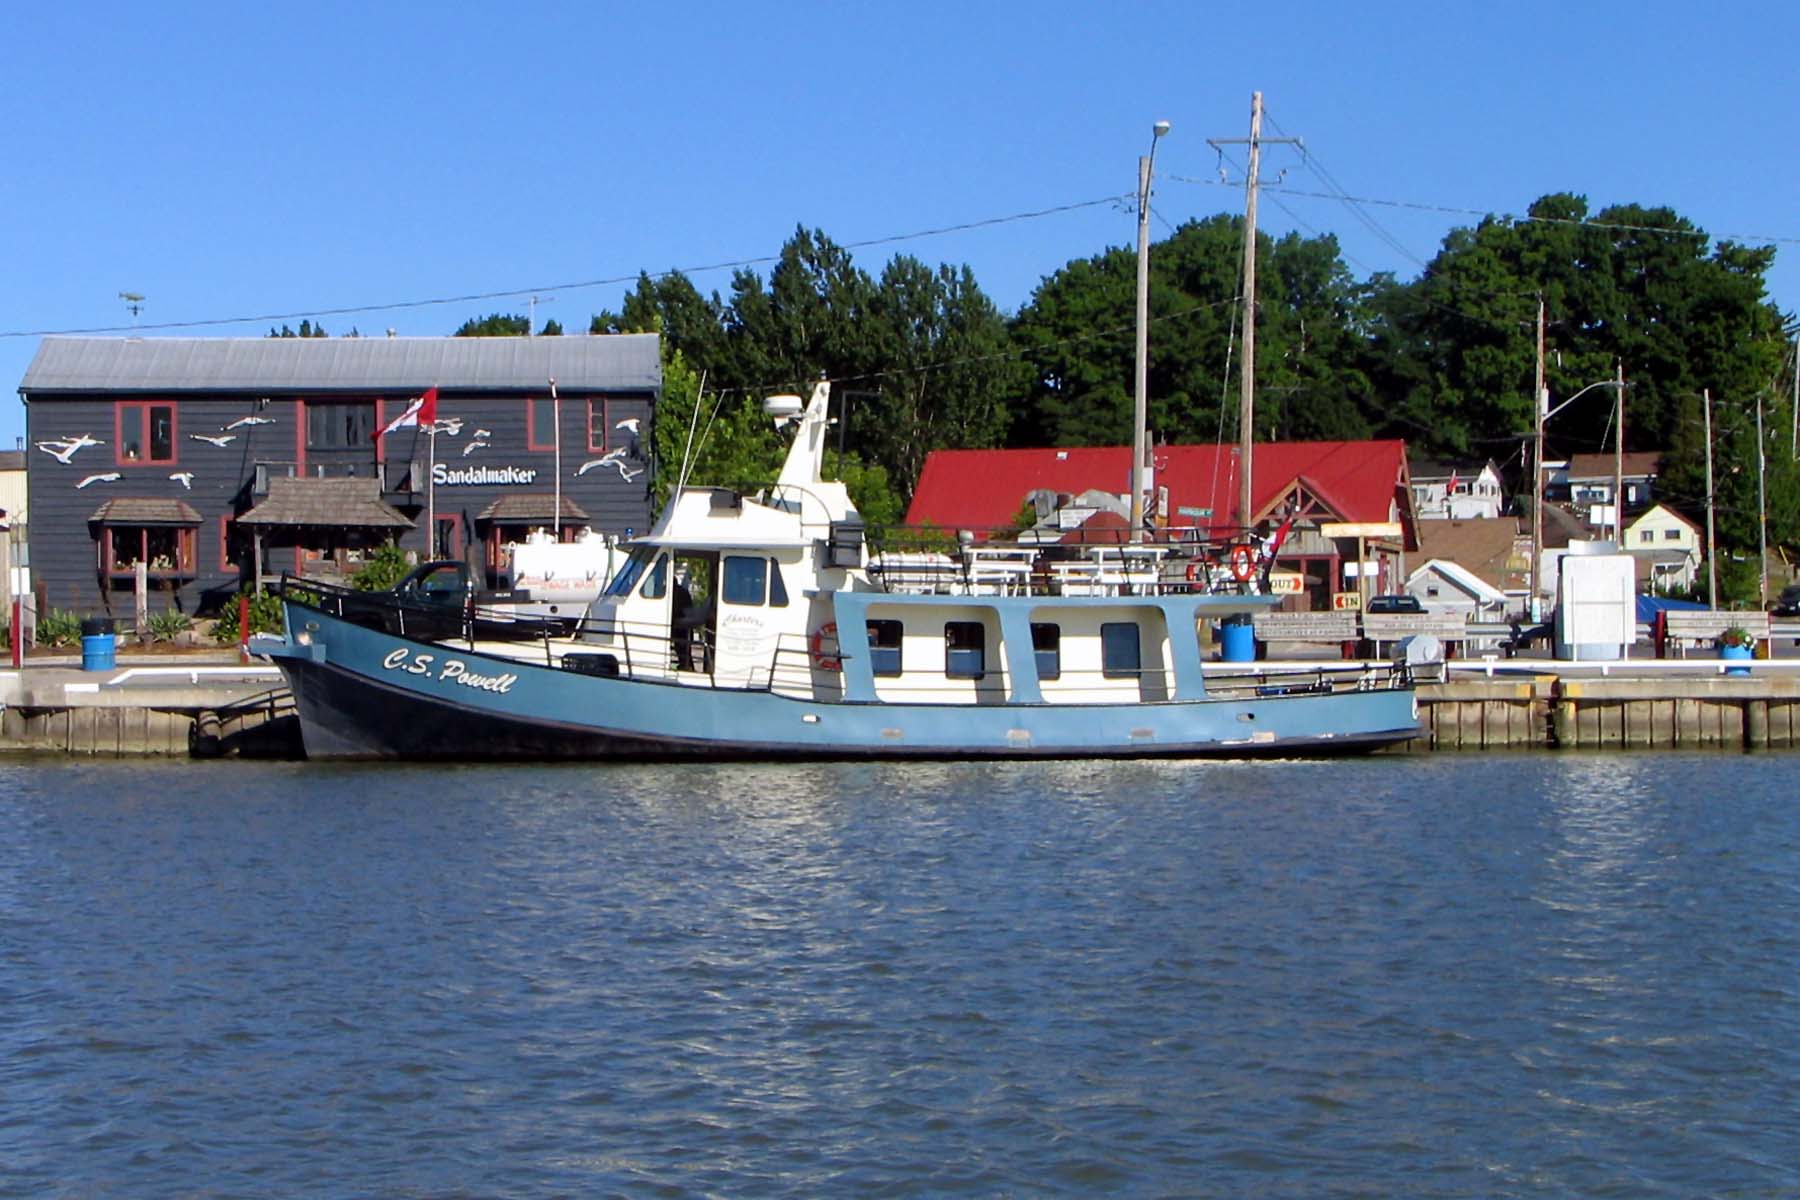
[1530,297,1547,615]
[1757,388,1769,609]
[1704,388,1718,610]
[1209,92,1299,535]
[1612,360,1626,545]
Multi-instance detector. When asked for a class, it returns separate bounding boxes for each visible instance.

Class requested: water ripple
[0,754,1796,1197]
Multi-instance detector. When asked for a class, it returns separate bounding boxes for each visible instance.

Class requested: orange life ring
[1229,543,1258,582]
[809,622,842,671]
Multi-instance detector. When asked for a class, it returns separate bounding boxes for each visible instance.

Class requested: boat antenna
[674,370,710,494]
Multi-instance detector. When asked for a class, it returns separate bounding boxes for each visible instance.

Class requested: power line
[0,195,1131,342]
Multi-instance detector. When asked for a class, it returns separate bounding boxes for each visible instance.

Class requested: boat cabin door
[670,552,716,673]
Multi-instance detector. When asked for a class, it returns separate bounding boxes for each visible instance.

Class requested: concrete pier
[1404,670,1800,752]
[0,657,297,756]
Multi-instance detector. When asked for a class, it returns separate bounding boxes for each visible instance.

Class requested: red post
[9,598,20,669]
[238,593,251,662]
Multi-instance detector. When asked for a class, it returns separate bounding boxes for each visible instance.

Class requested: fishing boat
[261,382,1422,759]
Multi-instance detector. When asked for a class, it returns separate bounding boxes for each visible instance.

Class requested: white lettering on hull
[383,648,518,694]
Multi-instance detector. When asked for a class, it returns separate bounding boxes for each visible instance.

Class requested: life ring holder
[809,622,843,671]
[1228,543,1258,583]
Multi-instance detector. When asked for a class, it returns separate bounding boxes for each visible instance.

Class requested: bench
[1656,611,1770,658]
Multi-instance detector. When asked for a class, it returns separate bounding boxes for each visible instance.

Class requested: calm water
[1,753,1797,1198]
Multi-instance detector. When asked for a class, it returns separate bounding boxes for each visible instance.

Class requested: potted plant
[1718,625,1755,674]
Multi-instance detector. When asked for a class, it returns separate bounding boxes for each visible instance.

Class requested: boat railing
[865,541,1262,599]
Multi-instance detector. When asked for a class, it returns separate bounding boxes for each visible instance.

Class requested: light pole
[1530,376,1625,614]
[1129,119,1171,544]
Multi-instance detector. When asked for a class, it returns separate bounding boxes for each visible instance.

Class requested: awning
[238,477,414,528]
[477,493,590,524]
[88,497,203,525]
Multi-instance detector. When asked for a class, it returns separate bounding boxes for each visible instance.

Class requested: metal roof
[477,493,590,523]
[20,335,660,395]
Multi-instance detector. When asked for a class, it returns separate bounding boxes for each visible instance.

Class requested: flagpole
[550,377,561,539]
[427,426,437,559]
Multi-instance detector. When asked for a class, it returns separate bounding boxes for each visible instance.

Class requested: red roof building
[905,441,1419,611]
[907,441,1416,543]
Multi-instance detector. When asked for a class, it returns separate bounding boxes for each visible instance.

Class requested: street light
[1129,119,1171,544]
[1530,375,1625,614]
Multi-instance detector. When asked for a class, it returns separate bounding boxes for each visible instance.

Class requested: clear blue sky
[5,2,1796,449]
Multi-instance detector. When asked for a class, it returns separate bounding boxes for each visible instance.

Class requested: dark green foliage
[454,313,531,337]
[268,320,328,338]
[351,545,412,592]
[571,195,1792,560]
[35,609,82,648]
[210,589,285,643]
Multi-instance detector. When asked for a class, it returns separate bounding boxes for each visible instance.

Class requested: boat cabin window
[1031,623,1061,681]
[604,546,656,597]
[767,558,789,607]
[722,555,769,606]
[640,554,668,599]
[1100,622,1141,678]
[944,622,984,679]
[867,620,902,677]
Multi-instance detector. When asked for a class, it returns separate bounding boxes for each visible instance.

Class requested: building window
[116,402,176,464]
[1663,529,1681,542]
[307,402,375,448]
[586,399,610,453]
[1640,530,1654,545]
[868,619,902,677]
[102,525,197,579]
[218,517,243,573]
[527,396,559,452]
[1032,622,1061,681]
[945,621,985,679]
[432,514,461,560]
[1100,622,1141,678]
[722,555,768,606]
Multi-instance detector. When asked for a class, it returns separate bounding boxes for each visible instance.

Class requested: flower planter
[1719,643,1753,676]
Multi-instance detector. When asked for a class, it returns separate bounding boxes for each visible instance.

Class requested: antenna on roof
[118,292,145,327]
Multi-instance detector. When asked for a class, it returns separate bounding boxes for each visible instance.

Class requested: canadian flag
[374,387,438,441]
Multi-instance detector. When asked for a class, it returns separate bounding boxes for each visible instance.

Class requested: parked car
[1771,583,1800,617]
[1366,594,1425,614]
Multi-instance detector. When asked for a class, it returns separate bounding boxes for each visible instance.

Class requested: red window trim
[585,397,610,454]
[100,525,198,579]
[114,401,179,467]
[526,396,558,453]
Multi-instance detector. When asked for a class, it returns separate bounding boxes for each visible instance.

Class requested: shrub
[352,544,413,592]
[36,609,83,649]
[1717,626,1756,649]
[144,610,194,643]
[211,589,285,644]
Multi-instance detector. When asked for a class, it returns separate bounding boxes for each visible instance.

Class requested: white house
[1404,558,1509,619]
[1410,460,1505,520]
[1624,503,1701,594]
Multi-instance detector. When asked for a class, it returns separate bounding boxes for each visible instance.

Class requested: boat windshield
[604,546,658,598]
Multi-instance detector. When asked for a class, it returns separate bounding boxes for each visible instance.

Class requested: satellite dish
[764,394,804,426]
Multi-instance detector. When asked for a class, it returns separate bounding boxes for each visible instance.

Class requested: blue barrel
[81,634,116,671]
[81,617,116,672]
[1219,616,1257,662]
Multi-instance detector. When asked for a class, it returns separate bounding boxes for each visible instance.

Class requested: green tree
[454,313,531,337]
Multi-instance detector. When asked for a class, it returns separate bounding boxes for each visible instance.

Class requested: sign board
[1320,522,1403,540]
[1254,611,1357,641]
[1267,570,1305,595]
[1176,506,1214,518]
[1332,591,1363,611]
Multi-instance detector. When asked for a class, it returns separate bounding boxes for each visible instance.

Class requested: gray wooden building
[19,334,659,617]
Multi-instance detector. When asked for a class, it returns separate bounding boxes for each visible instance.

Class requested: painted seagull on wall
[576,446,643,482]
[188,433,236,447]
[36,434,106,464]
[223,415,275,430]
[169,472,195,489]
[76,473,122,489]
